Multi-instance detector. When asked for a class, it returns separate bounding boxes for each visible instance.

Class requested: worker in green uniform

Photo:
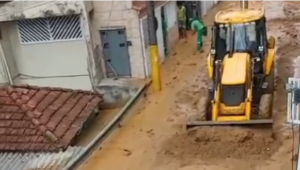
[177,4,187,39]
[190,18,206,52]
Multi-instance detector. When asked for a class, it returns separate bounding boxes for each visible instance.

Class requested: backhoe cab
[187,8,276,127]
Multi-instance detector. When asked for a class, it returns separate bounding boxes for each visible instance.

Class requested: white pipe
[0,42,13,85]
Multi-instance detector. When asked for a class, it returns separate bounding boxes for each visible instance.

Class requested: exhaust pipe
[240,0,249,9]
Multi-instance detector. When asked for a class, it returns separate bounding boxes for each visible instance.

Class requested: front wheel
[259,94,273,119]
[264,63,275,94]
[196,89,210,120]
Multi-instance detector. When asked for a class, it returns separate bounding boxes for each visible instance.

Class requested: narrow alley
[77,1,300,170]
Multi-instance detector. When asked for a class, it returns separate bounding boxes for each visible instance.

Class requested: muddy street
[78,1,300,170]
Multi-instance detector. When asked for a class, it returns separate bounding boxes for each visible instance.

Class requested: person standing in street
[177,3,187,39]
[190,18,207,52]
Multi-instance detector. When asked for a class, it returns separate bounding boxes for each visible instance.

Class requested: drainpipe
[240,0,249,9]
[0,42,13,85]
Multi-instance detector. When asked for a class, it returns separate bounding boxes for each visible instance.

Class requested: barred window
[18,15,83,44]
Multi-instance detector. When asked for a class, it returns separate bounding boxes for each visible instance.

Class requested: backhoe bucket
[186,115,273,128]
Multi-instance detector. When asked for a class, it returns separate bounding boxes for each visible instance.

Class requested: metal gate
[100,28,131,78]
[287,77,300,124]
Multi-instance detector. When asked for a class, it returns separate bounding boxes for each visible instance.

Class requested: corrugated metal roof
[0,146,85,170]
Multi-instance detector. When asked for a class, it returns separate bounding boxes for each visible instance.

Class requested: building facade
[0,1,217,90]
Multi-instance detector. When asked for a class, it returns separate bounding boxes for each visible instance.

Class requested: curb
[63,80,151,170]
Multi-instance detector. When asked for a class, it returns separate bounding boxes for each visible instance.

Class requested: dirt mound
[159,127,281,162]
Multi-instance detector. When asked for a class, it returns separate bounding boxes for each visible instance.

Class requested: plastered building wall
[91,1,146,78]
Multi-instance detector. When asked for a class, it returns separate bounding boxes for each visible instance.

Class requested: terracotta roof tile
[0,85,103,152]
[132,1,168,18]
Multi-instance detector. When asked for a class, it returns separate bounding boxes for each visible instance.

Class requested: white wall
[141,12,165,78]
[140,2,177,77]
[155,6,165,63]
[164,1,179,51]
[91,1,145,78]
[0,22,19,85]
[165,2,177,31]
[5,22,92,90]
[201,1,215,16]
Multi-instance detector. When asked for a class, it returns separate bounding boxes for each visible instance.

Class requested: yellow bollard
[150,45,161,92]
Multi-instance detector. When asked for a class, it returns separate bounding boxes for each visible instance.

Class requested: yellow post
[147,1,162,92]
[150,45,161,91]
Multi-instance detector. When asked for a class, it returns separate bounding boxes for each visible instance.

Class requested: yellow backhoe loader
[187,2,276,127]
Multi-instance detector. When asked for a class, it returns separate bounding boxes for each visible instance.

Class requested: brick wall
[90,1,146,78]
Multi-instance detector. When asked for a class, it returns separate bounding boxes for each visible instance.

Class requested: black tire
[264,64,275,94]
[259,64,274,118]
[259,94,272,119]
[206,104,212,121]
[196,96,209,121]
[196,89,210,121]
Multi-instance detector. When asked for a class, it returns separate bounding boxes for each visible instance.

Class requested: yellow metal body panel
[221,53,249,85]
[264,49,275,75]
[211,53,252,122]
[220,103,245,114]
[207,54,213,79]
[216,116,249,121]
[215,8,264,24]
[212,86,220,121]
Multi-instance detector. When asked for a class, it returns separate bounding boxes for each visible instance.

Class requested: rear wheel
[259,64,274,118]
[264,63,274,94]
[259,94,272,118]
[196,89,210,121]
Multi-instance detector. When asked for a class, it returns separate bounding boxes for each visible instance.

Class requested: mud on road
[78,2,300,170]
[158,1,300,170]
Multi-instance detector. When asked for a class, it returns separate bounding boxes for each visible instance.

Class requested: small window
[18,15,83,44]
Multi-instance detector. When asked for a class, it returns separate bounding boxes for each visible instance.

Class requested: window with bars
[17,15,83,44]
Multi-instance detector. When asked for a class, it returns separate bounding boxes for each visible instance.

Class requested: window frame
[17,15,84,45]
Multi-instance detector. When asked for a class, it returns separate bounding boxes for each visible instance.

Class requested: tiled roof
[132,1,168,17]
[0,85,103,152]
